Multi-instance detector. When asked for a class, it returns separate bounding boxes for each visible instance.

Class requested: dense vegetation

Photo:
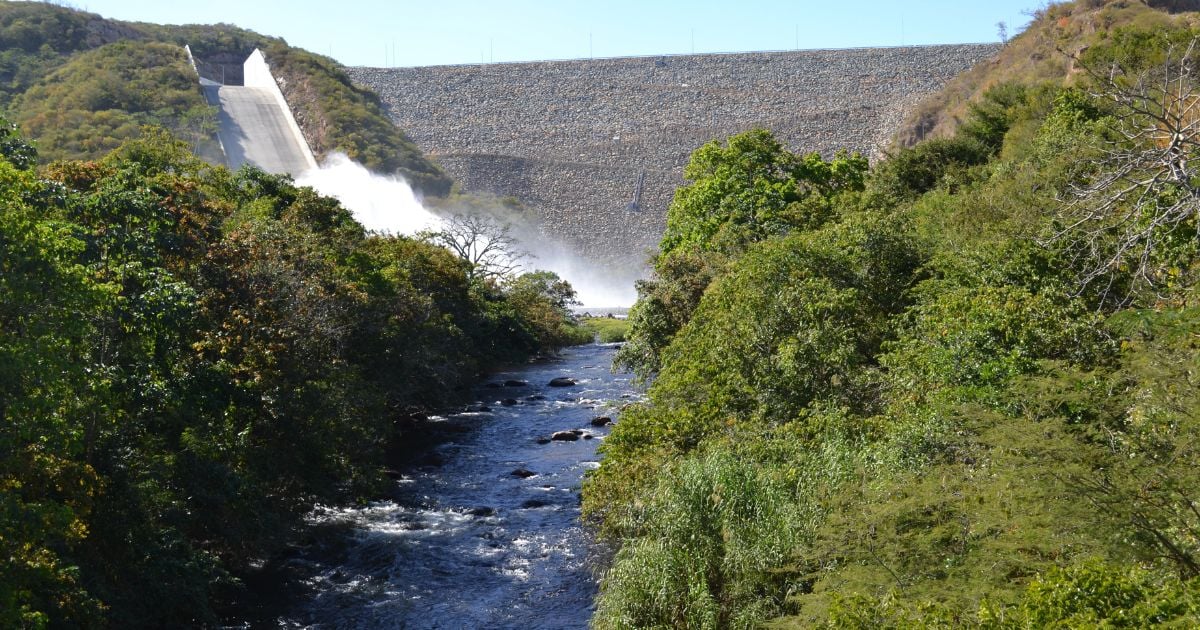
[582,316,632,343]
[585,1,1200,627]
[0,124,584,627]
[0,2,451,195]
[896,0,1200,146]
[12,40,219,163]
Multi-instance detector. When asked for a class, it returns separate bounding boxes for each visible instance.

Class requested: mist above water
[298,155,639,308]
[517,239,640,308]
[296,153,443,234]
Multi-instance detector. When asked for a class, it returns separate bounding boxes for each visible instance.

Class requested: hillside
[896,0,1200,146]
[0,2,451,194]
[584,0,1200,627]
[11,40,221,162]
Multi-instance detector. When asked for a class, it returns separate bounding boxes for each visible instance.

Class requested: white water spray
[296,153,442,235]
[298,154,639,308]
[520,241,640,308]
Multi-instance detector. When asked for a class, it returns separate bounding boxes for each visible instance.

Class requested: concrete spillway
[205,84,315,175]
[193,48,317,176]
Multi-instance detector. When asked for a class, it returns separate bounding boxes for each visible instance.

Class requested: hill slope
[0,3,451,194]
[896,0,1200,146]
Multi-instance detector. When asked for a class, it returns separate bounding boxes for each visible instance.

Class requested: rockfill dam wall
[348,44,1000,271]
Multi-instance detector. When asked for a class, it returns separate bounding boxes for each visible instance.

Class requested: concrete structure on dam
[348,43,1000,272]
[189,47,317,175]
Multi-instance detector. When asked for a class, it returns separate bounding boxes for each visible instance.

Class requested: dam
[348,44,1000,271]
[190,47,317,176]
[192,44,1000,290]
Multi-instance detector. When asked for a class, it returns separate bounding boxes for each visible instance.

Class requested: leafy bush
[581,316,631,343]
[868,136,991,203]
[816,562,1200,628]
[12,40,218,161]
[618,129,868,378]
[981,562,1200,628]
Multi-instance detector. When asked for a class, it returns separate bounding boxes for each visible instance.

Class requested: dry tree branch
[1047,37,1200,301]
[423,213,530,282]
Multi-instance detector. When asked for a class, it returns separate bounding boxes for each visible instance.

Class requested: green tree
[659,129,867,258]
[618,130,868,378]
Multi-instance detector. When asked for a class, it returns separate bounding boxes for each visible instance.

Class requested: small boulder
[548,377,576,387]
[550,431,580,442]
[501,398,518,406]
[465,506,495,517]
[590,416,613,427]
[477,405,493,412]
[511,468,537,478]
[583,434,594,440]
[504,379,529,387]
[520,499,550,509]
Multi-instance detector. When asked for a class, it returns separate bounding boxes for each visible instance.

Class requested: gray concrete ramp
[205,84,315,175]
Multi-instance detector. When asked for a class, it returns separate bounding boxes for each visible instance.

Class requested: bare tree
[423,213,529,282]
[1051,37,1200,298]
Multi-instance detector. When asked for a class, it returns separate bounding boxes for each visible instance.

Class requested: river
[245,342,636,629]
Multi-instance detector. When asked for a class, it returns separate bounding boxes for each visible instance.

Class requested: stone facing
[348,44,1000,269]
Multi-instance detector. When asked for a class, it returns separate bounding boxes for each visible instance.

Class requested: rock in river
[548,377,576,387]
[550,431,580,442]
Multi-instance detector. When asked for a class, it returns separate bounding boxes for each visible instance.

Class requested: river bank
[227,342,638,628]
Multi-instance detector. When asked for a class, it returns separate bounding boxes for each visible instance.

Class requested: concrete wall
[349,44,1000,271]
[244,49,318,171]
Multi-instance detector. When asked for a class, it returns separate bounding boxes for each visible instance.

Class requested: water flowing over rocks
[241,343,641,628]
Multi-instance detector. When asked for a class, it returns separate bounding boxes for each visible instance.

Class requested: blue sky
[63,0,1037,67]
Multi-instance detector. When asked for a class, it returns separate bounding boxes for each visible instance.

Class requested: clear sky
[59,0,1037,68]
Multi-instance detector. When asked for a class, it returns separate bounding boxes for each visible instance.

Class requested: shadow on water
[229,342,640,629]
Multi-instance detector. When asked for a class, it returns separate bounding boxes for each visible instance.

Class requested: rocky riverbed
[232,342,639,629]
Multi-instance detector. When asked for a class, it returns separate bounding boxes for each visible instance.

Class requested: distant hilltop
[0,1,450,194]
